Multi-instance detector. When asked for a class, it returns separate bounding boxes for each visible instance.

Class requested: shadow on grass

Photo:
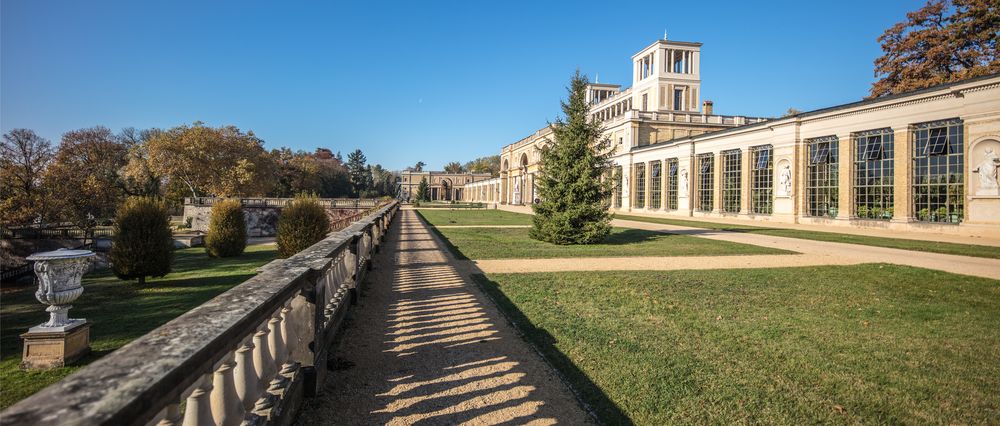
[0,245,276,408]
[471,273,634,425]
[415,210,472,261]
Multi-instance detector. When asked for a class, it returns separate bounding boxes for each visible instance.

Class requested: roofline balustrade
[1,201,400,426]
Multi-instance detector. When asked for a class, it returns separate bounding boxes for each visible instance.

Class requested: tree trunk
[138,276,146,285]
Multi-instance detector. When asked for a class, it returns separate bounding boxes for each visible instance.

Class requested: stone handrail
[1,201,400,426]
[184,197,383,209]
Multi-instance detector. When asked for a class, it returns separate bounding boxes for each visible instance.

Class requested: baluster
[279,303,297,376]
[252,322,275,412]
[182,375,214,426]
[233,336,258,413]
[210,353,242,426]
[154,403,182,426]
[267,310,289,390]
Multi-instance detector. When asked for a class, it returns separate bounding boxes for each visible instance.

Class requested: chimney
[703,100,714,115]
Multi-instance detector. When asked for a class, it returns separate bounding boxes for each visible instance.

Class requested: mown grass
[0,244,277,409]
[615,214,1000,259]
[428,226,790,260]
[475,265,1000,425]
[416,208,532,226]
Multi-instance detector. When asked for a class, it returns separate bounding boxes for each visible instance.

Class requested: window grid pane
[697,153,714,212]
[853,128,894,220]
[722,150,741,213]
[634,163,646,209]
[750,145,773,214]
[650,161,662,209]
[807,136,839,217]
[912,118,963,223]
[667,158,679,210]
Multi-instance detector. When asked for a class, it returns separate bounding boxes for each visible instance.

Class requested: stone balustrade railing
[0,201,400,426]
[184,197,383,209]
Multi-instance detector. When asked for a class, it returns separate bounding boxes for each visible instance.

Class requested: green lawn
[416,208,532,226]
[474,265,1000,425]
[616,214,1000,259]
[0,244,277,409]
[429,226,790,259]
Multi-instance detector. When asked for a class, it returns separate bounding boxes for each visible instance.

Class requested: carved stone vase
[26,248,95,330]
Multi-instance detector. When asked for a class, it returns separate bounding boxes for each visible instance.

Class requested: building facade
[399,171,492,201]
[464,38,1000,237]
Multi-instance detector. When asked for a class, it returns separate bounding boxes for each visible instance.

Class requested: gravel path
[613,218,1000,280]
[471,254,859,273]
[297,209,592,425]
[489,205,1000,279]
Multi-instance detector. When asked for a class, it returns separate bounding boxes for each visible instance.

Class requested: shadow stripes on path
[297,209,591,426]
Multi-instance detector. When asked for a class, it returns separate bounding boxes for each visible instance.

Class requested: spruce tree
[530,71,613,244]
[110,196,174,285]
[416,177,430,201]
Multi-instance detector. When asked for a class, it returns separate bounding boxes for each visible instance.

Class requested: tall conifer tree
[530,71,613,244]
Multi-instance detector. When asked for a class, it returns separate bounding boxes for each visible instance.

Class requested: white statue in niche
[973,148,1000,195]
[778,164,792,196]
[679,169,688,196]
[622,174,630,197]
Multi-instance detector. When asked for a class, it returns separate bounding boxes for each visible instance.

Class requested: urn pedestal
[20,249,95,370]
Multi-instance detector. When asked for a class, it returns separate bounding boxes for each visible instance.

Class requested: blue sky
[2,0,925,170]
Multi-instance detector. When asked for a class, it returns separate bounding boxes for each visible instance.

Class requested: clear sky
[2,0,925,170]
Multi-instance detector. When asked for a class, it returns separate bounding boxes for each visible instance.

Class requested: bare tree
[1,129,53,224]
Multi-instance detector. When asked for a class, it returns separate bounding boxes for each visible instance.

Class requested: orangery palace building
[463,38,1000,238]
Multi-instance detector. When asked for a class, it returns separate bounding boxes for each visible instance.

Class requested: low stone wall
[1,201,399,425]
[183,203,369,237]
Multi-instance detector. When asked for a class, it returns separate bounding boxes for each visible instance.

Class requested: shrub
[110,196,174,285]
[205,199,247,257]
[276,195,331,257]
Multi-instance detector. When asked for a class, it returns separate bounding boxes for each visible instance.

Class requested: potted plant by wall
[937,207,949,223]
[870,206,882,220]
[951,208,963,223]
[857,205,870,219]
[828,207,838,218]
[918,208,929,221]
[884,207,894,220]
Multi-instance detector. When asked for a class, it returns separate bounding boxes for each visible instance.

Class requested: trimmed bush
[110,196,174,285]
[276,195,331,257]
[205,199,247,257]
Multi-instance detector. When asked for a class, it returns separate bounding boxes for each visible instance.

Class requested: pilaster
[837,133,853,219]
[713,152,723,214]
[892,127,914,222]
[740,148,751,214]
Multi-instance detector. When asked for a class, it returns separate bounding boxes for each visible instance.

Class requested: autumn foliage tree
[443,161,465,173]
[871,0,999,97]
[42,126,129,231]
[464,155,501,177]
[146,122,275,198]
[0,129,53,226]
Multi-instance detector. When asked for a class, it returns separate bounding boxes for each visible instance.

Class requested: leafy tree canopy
[871,0,999,97]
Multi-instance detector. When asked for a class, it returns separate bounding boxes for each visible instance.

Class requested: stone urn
[26,248,95,330]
